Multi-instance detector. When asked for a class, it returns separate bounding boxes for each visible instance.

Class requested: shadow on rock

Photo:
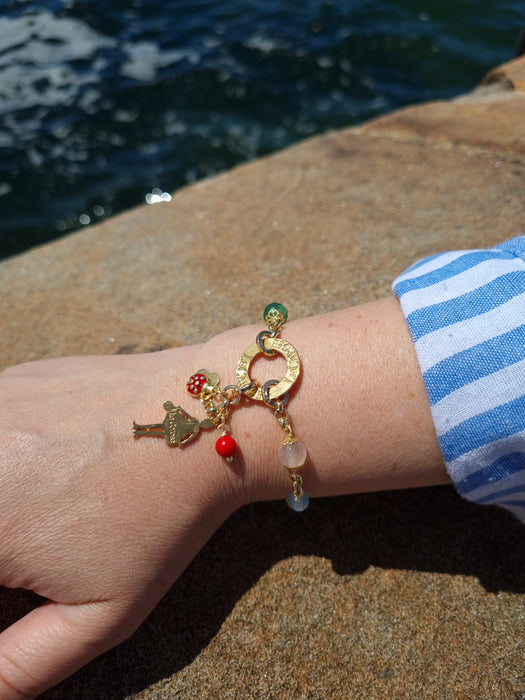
[2,485,521,699]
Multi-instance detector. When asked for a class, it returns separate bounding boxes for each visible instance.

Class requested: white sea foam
[244,32,290,53]
[120,41,195,82]
[0,12,114,113]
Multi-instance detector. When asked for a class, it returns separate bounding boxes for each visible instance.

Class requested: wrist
[127,344,246,526]
[192,297,449,507]
[194,321,309,508]
[145,323,300,509]
[190,327,288,507]
[146,296,448,519]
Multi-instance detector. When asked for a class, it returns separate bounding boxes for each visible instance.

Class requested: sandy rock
[483,55,525,91]
[2,57,525,700]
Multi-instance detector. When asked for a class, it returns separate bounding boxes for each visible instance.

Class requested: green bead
[264,302,288,328]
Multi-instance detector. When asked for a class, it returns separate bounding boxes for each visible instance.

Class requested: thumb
[0,599,133,699]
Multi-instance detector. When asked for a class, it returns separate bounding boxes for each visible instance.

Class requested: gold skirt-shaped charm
[133,401,213,447]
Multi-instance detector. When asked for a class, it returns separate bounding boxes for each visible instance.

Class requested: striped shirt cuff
[393,237,525,523]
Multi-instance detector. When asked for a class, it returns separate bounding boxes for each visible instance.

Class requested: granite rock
[1,57,524,700]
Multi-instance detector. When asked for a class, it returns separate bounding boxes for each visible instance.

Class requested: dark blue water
[0,1,522,259]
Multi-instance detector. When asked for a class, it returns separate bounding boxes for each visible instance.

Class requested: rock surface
[2,57,525,699]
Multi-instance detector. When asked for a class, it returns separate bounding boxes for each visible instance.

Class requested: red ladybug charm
[186,372,208,396]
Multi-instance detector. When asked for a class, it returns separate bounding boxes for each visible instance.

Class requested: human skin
[0,296,449,698]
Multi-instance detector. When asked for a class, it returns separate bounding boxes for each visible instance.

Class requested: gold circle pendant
[236,337,301,402]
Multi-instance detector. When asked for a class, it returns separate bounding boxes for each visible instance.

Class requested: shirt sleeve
[392,236,525,523]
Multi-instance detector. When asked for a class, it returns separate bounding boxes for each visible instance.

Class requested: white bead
[279,440,307,469]
[288,491,309,511]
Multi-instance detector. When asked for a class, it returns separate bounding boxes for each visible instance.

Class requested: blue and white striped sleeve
[392,236,525,523]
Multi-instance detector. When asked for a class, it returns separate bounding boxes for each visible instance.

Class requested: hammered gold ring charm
[236,336,301,402]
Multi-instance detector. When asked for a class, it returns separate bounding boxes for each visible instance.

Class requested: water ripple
[0,0,520,258]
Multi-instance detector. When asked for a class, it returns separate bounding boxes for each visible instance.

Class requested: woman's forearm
[0,296,449,699]
[190,295,450,507]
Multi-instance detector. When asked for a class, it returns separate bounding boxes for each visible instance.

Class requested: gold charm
[186,369,219,396]
[133,401,213,447]
[236,336,301,402]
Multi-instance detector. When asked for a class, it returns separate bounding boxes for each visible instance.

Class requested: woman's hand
[0,349,241,699]
[0,298,448,698]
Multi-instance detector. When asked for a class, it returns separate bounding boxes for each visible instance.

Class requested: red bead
[215,435,236,458]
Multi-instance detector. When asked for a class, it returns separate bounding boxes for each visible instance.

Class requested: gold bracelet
[133,303,309,511]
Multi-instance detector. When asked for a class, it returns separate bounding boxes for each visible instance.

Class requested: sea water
[0,0,521,259]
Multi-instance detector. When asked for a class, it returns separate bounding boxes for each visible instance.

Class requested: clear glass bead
[288,491,309,511]
[278,440,307,469]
